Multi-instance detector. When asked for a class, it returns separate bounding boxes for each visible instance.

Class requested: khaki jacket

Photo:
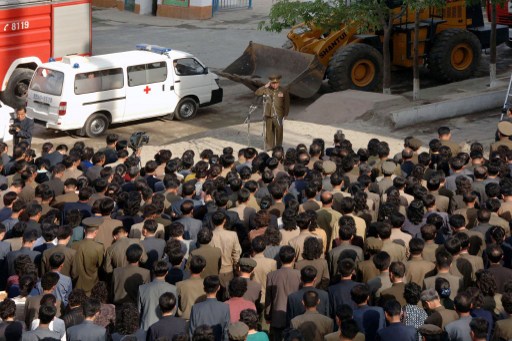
[255,85,290,119]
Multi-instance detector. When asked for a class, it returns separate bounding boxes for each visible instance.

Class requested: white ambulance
[26,44,223,137]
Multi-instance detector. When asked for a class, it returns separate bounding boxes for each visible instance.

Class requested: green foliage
[258,0,398,34]
[258,0,350,32]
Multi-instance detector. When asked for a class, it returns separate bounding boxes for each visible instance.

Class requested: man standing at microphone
[255,75,290,151]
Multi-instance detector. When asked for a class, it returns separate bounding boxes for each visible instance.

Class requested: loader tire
[327,43,383,92]
[428,29,481,82]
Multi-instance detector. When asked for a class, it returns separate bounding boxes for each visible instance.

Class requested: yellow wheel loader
[219,0,509,98]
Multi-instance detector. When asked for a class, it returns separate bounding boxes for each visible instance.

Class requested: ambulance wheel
[84,113,108,137]
[4,68,33,108]
[175,98,198,120]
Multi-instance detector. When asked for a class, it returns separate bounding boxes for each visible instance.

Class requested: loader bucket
[218,42,326,99]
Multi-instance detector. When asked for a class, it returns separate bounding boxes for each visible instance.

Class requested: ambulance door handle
[171,86,174,90]
[162,84,165,91]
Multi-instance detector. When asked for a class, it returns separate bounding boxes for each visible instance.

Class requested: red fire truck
[0,0,92,108]
[487,1,512,48]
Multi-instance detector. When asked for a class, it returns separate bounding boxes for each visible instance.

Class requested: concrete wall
[157,4,211,19]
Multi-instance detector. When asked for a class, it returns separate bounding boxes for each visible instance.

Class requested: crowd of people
[0,120,512,341]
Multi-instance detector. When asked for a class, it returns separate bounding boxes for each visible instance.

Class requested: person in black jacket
[11,106,33,147]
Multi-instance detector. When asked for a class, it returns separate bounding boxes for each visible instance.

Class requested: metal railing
[212,0,252,14]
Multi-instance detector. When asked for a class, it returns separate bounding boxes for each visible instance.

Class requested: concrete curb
[391,87,507,128]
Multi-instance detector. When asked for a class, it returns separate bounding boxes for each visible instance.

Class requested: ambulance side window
[74,68,124,95]
[127,64,146,87]
[147,62,167,83]
[127,62,167,87]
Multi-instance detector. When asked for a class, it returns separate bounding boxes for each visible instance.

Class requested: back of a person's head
[300,265,317,284]
[502,292,512,315]
[470,318,489,340]
[153,260,169,278]
[38,304,57,324]
[278,245,296,264]
[338,258,356,277]
[436,250,453,269]
[454,293,471,313]
[340,319,360,339]
[350,284,370,305]
[373,251,391,271]
[41,271,60,291]
[0,299,15,320]
[82,298,101,318]
[228,277,247,298]
[383,299,401,317]
[126,243,143,263]
[158,292,177,314]
[193,325,215,341]
[302,290,319,309]
[203,275,220,294]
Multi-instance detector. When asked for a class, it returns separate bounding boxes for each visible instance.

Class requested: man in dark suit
[424,250,463,300]
[189,275,230,341]
[5,230,40,276]
[112,243,150,305]
[41,225,75,277]
[141,220,166,270]
[0,225,11,290]
[138,260,176,331]
[290,291,334,341]
[265,246,301,341]
[286,266,329,323]
[177,200,203,241]
[25,272,62,328]
[147,292,186,340]
[22,304,61,341]
[380,261,407,307]
[188,228,221,279]
[62,187,93,222]
[94,198,122,249]
[103,226,147,274]
[43,144,67,168]
[377,300,417,341]
[67,298,107,341]
[351,284,385,341]
[24,205,42,238]
[12,106,34,146]
[84,151,105,183]
[328,258,361,315]
[486,244,512,293]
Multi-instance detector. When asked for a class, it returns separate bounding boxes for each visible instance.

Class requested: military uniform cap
[408,137,423,150]
[381,160,396,175]
[82,216,104,228]
[365,237,383,251]
[418,324,443,336]
[268,74,282,83]
[323,160,336,174]
[239,257,257,268]
[228,322,249,340]
[498,121,512,136]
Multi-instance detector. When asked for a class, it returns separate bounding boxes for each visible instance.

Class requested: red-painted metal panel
[0,0,91,90]
[487,1,512,26]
